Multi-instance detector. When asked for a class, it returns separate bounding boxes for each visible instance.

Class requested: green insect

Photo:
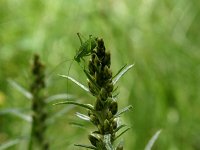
[74,33,97,63]
[47,33,97,78]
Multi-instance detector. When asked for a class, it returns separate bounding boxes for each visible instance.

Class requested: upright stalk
[29,54,49,150]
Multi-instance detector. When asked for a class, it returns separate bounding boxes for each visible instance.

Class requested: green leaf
[45,93,75,103]
[114,105,133,117]
[74,144,97,149]
[7,79,33,100]
[0,139,21,150]
[114,128,130,141]
[68,122,86,130]
[53,101,94,111]
[113,64,134,85]
[114,124,127,133]
[58,74,89,93]
[145,129,162,150]
[0,108,31,122]
[112,64,127,79]
[76,112,90,121]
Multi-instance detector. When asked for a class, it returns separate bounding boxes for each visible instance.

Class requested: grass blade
[0,139,21,150]
[114,128,130,141]
[74,144,97,149]
[115,105,133,117]
[53,101,94,111]
[7,79,33,100]
[145,130,162,150]
[58,74,89,93]
[114,124,127,133]
[76,112,90,121]
[113,64,134,85]
[45,93,75,103]
[112,64,127,79]
[0,108,31,122]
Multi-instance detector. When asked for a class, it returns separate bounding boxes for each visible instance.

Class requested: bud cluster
[29,54,49,150]
[87,38,119,149]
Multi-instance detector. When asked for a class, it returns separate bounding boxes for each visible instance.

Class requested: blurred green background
[1,0,200,149]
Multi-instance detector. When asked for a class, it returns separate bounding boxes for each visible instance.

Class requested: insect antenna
[46,58,73,80]
[66,59,75,100]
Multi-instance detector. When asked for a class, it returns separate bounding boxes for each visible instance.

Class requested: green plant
[55,36,134,149]
[29,54,49,150]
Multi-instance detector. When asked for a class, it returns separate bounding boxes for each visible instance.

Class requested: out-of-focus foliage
[0,0,200,149]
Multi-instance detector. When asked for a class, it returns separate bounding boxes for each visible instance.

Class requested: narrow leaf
[114,124,127,133]
[0,139,21,150]
[69,122,86,130]
[7,79,33,100]
[76,112,90,121]
[145,130,162,150]
[45,93,75,103]
[113,64,134,85]
[58,74,89,93]
[74,144,97,149]
[53,101,94,111]
[114,128,130,141]
[115,105,133,117]
[0,109,31,122]
[112,64,127,79]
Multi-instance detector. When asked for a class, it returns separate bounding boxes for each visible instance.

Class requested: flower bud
[105,82,114,93]
[104,119,110,133]
[103,52,111,67]
[88,134,100,147]
[109,101,118,115]
[94,99,104,111]
[112,119,117,130]
[107,111,113,119]
[88,60,95,75]
[100,88,108,101]
[104,66,112,79]
[90,114,99,125]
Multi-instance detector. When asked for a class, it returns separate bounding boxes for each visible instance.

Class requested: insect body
[74,33,97,63]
